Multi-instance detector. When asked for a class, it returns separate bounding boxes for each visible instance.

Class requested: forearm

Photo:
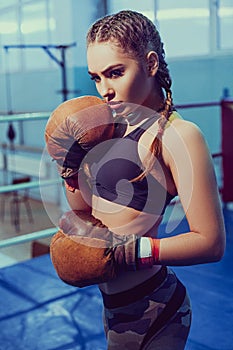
[156,230,225,266]
[106,226,223,270]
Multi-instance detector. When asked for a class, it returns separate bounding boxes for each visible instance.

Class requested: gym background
[0,2,232,350]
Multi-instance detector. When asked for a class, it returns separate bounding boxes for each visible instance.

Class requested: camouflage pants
[101,267,191,350]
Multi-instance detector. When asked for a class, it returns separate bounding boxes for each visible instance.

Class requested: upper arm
[163,120,225,245]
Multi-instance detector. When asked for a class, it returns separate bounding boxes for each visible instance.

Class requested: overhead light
[219,7,233,17]
[20,18,55,34]
[157,8,209,20]
[0,22,17,34]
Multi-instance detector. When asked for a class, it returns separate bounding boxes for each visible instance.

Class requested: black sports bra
[89,116,175,215]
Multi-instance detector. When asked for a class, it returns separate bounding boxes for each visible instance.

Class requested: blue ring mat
[0,208,232,350]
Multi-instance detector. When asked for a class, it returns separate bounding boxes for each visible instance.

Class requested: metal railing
[0,112,60,251]
[0,112,50,123]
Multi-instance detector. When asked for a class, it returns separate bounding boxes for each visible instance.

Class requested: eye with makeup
[89,66,125,83]
[108,68,124,79]
[90,75,100,83]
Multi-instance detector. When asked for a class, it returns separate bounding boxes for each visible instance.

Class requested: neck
[143,83,165,113]
[126,106,159,126]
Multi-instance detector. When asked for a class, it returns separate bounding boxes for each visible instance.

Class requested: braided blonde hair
[87,10,174,179]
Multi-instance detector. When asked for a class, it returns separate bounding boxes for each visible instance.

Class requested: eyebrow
[88,64,124,76]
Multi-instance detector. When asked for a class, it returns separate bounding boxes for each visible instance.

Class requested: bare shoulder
[166,117,204,140]
[164,117,207,148]
[162,116,210,166]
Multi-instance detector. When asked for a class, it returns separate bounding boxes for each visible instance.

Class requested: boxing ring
[0,100,233,350]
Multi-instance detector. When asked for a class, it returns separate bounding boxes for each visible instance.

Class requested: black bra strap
[125,115,159,142]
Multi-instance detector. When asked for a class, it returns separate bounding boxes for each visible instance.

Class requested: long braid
[133,90,173,181]
[87,10,174,180]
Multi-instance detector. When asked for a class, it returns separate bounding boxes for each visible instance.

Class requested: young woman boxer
[50,10,226,350]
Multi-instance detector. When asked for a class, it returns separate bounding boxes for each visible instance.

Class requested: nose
[98,80,115,102]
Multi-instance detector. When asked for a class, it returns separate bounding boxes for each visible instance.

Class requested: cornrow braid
[131,90,173,182]
[87,10,174,180]
[142,91,173,177]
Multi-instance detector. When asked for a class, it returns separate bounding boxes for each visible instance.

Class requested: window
[157,0,210,57]
[0,0,55,73]
[0,7,21,72]
[108,0,155,21]
[0,0,17,6]
[107,0,233,57]
[0,0,232,74]
[219,0,233,50]
[21,1,54,70]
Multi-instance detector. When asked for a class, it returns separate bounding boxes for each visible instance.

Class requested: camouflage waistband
[101,266,167,309]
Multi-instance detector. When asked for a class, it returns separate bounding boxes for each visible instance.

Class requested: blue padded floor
[0,207,232,350]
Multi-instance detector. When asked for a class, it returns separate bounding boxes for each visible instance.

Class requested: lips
[107,101,123,111]
[107,102,130,117]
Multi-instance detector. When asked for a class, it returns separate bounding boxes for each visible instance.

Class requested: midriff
[92,195,163,294]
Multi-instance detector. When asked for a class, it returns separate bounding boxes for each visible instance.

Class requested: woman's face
[87,41,157,115]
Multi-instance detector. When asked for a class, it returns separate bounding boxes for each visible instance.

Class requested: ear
[146,51,159,77]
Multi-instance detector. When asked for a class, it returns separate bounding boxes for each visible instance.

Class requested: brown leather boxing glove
[45,96,114,189]
[50,210,117,287]
[50,210,157,288]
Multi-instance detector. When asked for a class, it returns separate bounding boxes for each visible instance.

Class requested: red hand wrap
[150,237,160,263]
